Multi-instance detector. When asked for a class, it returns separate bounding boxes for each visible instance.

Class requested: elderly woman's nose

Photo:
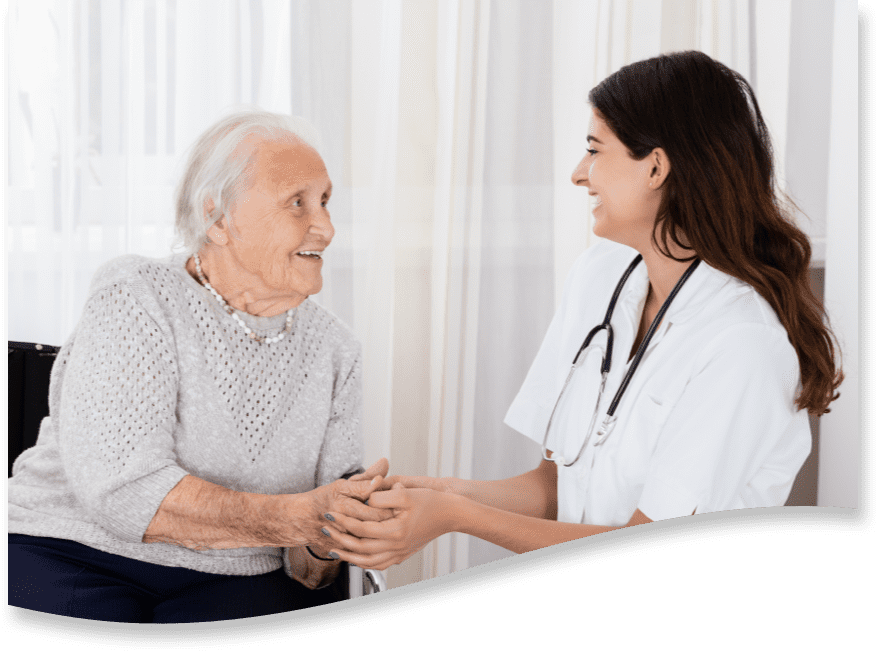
[571,156,590,186]
[310,209,335,241]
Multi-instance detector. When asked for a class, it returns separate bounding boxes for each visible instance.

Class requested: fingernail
[329,551,340,560]
[321,527,331,536]
[324,513,335,522]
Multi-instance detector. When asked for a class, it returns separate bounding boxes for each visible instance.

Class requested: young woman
[320,51,844,569]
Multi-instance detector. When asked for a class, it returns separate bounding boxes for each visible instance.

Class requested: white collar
[617,255,746,326]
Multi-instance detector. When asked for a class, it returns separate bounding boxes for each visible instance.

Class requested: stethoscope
[541,254,701,467]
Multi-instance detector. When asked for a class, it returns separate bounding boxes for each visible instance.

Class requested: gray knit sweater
[8,253,363,576]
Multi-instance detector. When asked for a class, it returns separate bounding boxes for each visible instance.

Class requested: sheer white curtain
[5,0,853,589]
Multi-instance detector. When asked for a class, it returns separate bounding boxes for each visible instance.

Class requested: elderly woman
[8,109,389,623]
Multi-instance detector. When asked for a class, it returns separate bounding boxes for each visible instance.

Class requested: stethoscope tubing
[573,254,643,370]
[606,256,701,417]
[541,254,701,467]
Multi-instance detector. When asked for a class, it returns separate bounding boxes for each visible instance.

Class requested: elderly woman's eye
[292,198,302,207]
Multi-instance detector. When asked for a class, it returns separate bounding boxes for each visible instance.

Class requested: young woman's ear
[647,148,671,190]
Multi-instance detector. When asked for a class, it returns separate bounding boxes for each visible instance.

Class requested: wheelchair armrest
[347,565,387,597]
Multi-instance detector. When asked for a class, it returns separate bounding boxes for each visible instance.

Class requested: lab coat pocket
[615,392,672,479]
[642,393,672,433]
[583,393,671,527]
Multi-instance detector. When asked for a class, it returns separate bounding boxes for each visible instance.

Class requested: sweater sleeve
[57,279,189,542]
[283,335,363,584]
[315,339,364,488]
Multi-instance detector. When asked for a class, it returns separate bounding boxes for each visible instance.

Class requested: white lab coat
[504,239,811,525]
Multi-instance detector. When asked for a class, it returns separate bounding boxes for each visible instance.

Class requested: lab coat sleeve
[637,322,811,521]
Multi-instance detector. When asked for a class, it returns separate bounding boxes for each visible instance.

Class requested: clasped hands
[305,459,457,571]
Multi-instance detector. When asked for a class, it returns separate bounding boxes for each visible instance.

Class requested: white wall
[818,0,859,508]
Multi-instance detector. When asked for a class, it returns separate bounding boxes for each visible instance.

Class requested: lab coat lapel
[612,262,650,376]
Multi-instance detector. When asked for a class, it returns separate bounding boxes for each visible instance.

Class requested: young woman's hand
[347,458,390,482]
[319,483,461,570]
[376,474,463,494]
[296,475,393,547]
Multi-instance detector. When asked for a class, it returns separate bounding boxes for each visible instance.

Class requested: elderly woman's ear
[202,198,229,246]
[208,224,228,246]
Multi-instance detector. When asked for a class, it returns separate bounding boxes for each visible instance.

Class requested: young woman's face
[571,109,661,249]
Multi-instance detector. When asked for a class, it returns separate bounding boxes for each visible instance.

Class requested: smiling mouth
[297,250,323,260]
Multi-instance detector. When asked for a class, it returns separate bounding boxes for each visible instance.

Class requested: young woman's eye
[587,148,598,156]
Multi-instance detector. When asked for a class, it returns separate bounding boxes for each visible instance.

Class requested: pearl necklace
[193,254,296,344]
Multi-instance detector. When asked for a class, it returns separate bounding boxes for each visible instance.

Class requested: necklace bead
[193,254,296,344]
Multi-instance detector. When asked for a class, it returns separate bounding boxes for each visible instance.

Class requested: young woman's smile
[571,108,664,250]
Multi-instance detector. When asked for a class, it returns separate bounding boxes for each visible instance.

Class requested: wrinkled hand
[319,482,457,570]
[301,469,393,549]
[303,459,391,558]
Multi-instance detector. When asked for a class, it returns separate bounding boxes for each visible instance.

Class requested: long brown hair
[588,50,842,415]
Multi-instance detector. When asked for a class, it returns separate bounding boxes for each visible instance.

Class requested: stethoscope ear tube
[541,366,608,467]
[541,363,580,465]
[572,254,643,369]
[574,323,614,373]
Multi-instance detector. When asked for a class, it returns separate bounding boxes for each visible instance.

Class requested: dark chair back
[8,341,60,477]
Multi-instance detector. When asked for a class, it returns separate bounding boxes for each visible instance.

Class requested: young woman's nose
[571,155,590,187]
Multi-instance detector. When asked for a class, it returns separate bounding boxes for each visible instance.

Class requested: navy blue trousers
[8,534,341,623]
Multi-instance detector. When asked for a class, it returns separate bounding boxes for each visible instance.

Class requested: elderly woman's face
[226,138,334,301]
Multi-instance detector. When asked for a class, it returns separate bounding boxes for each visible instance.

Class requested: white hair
[173,107,322,255]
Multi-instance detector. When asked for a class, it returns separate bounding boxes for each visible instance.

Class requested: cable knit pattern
[8,254,363,577]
